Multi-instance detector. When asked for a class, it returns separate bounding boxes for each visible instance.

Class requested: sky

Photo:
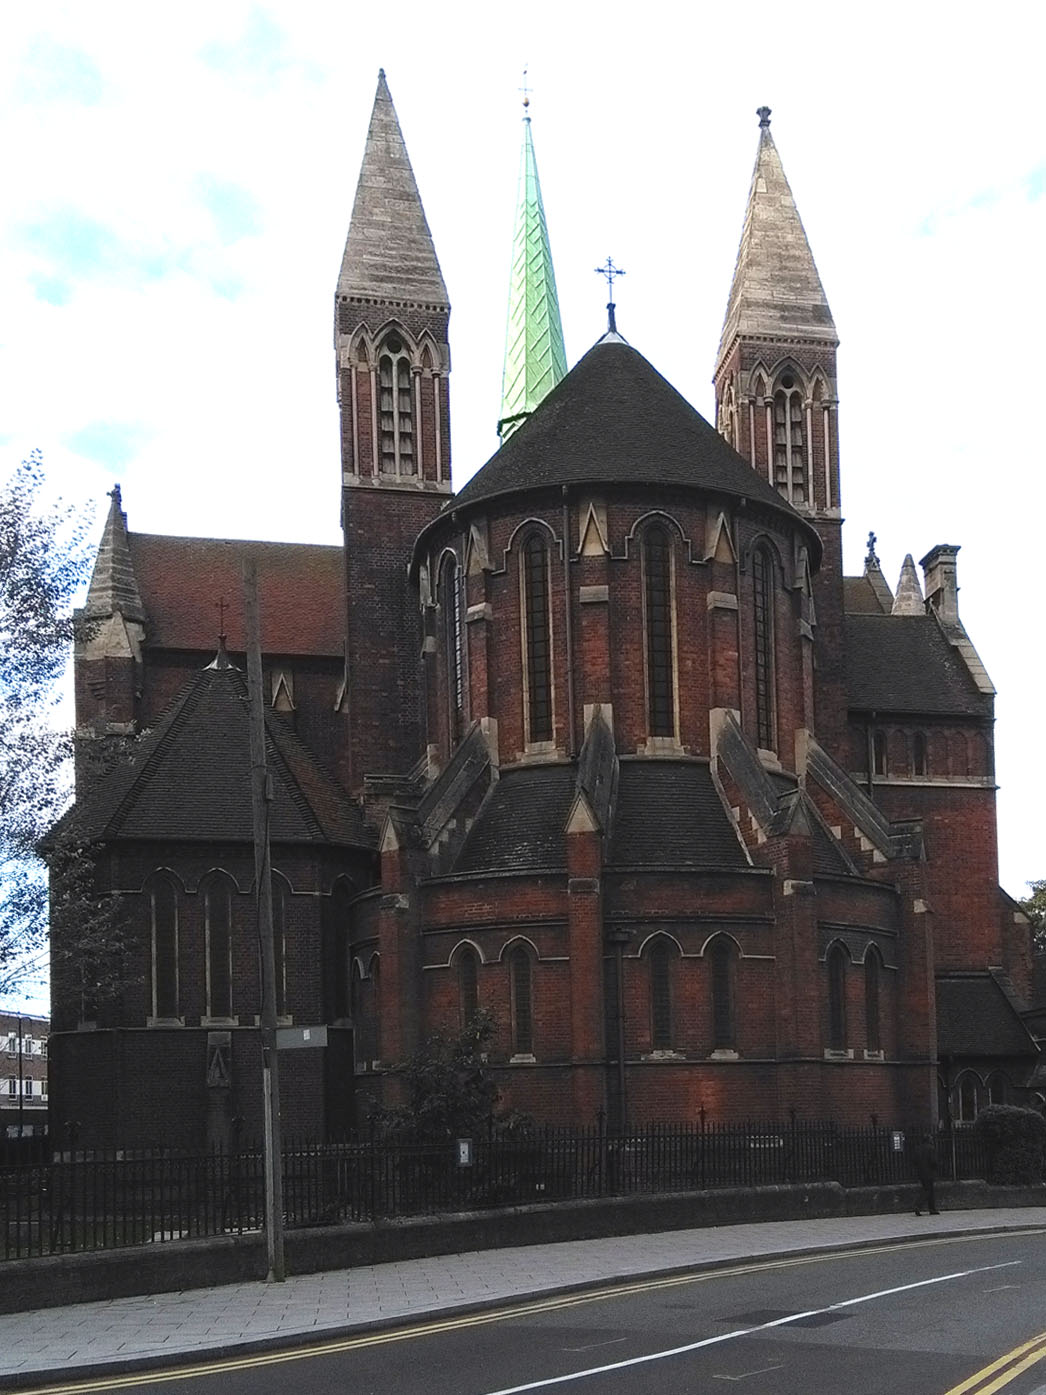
[2,1,1044,1011]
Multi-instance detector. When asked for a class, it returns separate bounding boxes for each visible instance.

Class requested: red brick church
[48,77,1038,1149]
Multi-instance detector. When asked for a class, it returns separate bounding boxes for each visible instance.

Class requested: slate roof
[845,614,992,717]
[439,340,820,558]
[127,535,344,658]
[937,974,1038,1058]
[453,765,576,873]
[608,761,748,869]
[66,662,370,848]
[843,575,888,615]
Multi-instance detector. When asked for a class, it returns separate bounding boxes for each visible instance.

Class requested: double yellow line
[943,1330,1046,1394]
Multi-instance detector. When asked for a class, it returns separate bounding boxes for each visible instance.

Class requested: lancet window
[643,526,676,737]
[440,554,465,744]
[521,534,553,744]
[458,947,479,1026]
[865,948,882,1053]
[773,375,807,505]
[204,875,233,1020]
[510,946,534,1055]
[647,939,675,1050]
[149,875,179,1021]
[827,944,848,1050]
[752,546,776,751]
[378,334,415,476]
[710,936,737,1050]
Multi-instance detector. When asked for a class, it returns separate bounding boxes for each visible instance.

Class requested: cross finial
[520,66,531,115]
[866,531,880,568]
[757,106,772,129]
[108,482,122,507]
[595,256,626,333]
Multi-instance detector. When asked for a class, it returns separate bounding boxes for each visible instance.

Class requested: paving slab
[2,1208,1045,1384]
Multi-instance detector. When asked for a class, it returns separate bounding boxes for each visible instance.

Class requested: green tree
[1021,881,1046,953]
[0,453,92,993]
[375,1011,520,1142]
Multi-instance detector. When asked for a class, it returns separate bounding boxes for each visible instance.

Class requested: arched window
[149,875,179,1020]
[458,946,479,1025]
[865,948,882,1053]
[710,936,737,1050]
[643,526,675,737]
[873,729,887,777]
[204,875,233,1020]
[752,546,776,751]
[521,534,553,744]
[272,877,288,1019]
[987,1073,1010,1107]
[773,376,807,504]
[647,939,675,1049]
[827,943,848,1050]
[332,883,353,1022]
[912,731,928,778]
[440,553,465,745]
[368,954,381,1064]
[956,1072,980,1124]
[378,336,415,476]
[509,946,534,1055]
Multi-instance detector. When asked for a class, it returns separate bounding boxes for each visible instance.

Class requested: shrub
[972,1105,1046,1185]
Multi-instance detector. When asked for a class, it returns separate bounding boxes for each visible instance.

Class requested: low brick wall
[4,1179,1044,1315]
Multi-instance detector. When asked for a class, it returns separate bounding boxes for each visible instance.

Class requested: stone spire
[718,107,836,359]
[82,484,145,623]
[891,554,926,616]
[337,70,448,308]
[498,104,567,440]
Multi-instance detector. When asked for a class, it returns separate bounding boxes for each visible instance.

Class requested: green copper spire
[498,106,567,440]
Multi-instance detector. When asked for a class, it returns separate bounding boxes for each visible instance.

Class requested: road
[20,1229,1046,1395]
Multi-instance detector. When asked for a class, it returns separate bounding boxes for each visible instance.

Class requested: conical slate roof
[442,338,818,553]
[499,115,567,438]
[337,70,448,308]
[65,662,372,848]
[718,110,836,358]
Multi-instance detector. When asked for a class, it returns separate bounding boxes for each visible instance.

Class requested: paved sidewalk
[3,1207,1046,1385]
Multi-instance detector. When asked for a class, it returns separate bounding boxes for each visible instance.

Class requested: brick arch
[449,937,486,966]
[622,508,693,558]
[498,934,540,963]
[637,930,684,958]
[503,515,561,560]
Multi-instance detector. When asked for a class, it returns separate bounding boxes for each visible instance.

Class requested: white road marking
[713,1363,786,1382]
[562,1338,629,1353]
[479,1260,1021,1394]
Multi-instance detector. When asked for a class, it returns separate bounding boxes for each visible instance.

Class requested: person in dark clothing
[913,1133,940,1215]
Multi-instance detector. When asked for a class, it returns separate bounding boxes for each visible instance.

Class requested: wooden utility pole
[243,559,285,1283]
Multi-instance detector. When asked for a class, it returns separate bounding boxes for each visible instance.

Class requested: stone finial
[865,531,881,569]
[891,554,925,616]
[757,106,772,129]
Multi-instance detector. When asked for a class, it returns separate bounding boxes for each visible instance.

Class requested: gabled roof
[337,70,448,309]
[65,662,370,848]
[127,534,344,657]
[499,115,567,438]
[718,110,836,359]
[441,339,819,558]
[845,614,993,717]
[937,973,1038,1059]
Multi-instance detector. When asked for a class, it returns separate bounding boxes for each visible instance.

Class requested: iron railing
[1,1120,991,1262]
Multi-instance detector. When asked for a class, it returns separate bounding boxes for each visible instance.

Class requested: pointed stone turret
[82,484,145,624]
[337,70,448,309]
[718,106,836,358]
[75,484,146,747]
[499,104,567,439]
[892,554,925,616]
